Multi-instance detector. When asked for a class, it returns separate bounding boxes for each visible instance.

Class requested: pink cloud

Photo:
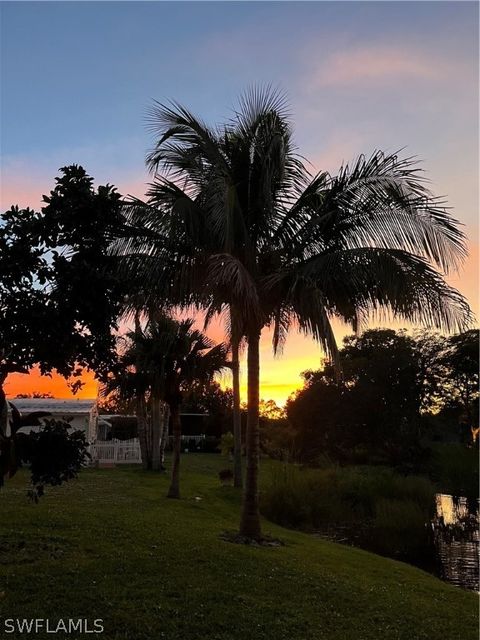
[0,164,149,211]
[311,47,451,88]
[1,171,48,210]
[306,132,369,175]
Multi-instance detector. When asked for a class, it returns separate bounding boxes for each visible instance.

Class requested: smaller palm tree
[157,318,227,498]
[101,328,155,470]
[105,314,227,497]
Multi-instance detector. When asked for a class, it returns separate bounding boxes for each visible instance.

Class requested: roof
[15,425,83,435]
[8,398,97,415]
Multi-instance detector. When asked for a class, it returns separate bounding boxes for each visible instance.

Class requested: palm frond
[294,151,467,274]
[266,247,473,334]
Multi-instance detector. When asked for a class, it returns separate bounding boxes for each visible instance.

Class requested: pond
[312,492,479,592]
[432,493,479,592]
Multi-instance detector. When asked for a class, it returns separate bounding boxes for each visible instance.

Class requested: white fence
[89,435,207,465]
[89,438,141,464]
[175,435,206,448]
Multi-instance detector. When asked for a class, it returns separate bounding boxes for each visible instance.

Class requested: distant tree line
[280,328,479,471]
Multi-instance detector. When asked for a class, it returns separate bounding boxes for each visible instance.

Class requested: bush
[219,432,234,457]
[260,419,298,461]
[371,499,432,562]
[428,443,479,498]
[13,419,89,501]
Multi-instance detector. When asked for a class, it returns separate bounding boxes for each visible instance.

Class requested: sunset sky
[1,1,478,405]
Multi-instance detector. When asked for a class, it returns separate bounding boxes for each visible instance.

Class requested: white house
[8,398,98,442]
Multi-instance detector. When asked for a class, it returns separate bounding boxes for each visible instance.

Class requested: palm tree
[117,174,247,488]
[104,314,227,493]
[140,316,227,498]
[114,87,472,538]
[101,325,156,470]
[230,307,244,488]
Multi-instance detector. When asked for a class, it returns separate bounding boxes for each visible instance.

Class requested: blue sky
[2,2,478,184]
[1,1,478,402]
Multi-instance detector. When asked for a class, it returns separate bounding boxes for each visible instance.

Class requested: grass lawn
[0,455,477,640]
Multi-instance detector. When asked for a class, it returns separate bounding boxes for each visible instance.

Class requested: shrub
[219,432,234,457]
[371,498,432,562]
[428,443,479,498]
[260,419,298,461]
[13,419,89,501]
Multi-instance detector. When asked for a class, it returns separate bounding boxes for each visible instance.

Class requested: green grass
[0,455,477,640]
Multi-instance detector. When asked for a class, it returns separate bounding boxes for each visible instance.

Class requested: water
[432,494,479,591]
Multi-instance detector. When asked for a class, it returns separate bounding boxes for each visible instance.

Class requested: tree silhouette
[113,87,471,538]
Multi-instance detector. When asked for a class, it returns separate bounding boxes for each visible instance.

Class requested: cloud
[447,239,479,319]
[310,46,455,89]
[306,132,369,175]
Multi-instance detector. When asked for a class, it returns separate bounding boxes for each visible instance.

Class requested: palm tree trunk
[0,380,8,439]
[231,334,243,488]
[167,404,181,498]
[151,392,163,471]
[145,404,154,467]
[136,393,151,470]
[159,403,170,470]
[134,310,151,470]
[239,327,262,539]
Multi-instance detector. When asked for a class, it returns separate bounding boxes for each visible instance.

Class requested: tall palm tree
[230,306,244,489]
[114,87,472,538]
[134,310,152,470]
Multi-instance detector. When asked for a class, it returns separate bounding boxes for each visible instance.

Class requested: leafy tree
[182,381,235,439]
[15,392,54,399]
[287,329,478,468]
[439,329,479,441]
[0,205,52,434]
[409,330,449,414]
[287,330,427,467]
[114,87,471,538]
[1,166,125,493]
[259,399,286,420]
[407,329,479,443]
[286,369,350,465]
[97,391,136,416]
[38,165,125,380]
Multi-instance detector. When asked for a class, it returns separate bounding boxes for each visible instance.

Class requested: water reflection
[433,494,479,591]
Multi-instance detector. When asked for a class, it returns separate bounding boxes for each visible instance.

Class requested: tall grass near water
[260,464,436,565]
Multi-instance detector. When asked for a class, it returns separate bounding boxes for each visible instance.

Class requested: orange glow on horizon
[5,367,99,401]
[5,241,478,407]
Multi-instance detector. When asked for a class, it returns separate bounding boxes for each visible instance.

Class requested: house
[8,398,98,442]
[92,412,211,465]
[97,412,209,441]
